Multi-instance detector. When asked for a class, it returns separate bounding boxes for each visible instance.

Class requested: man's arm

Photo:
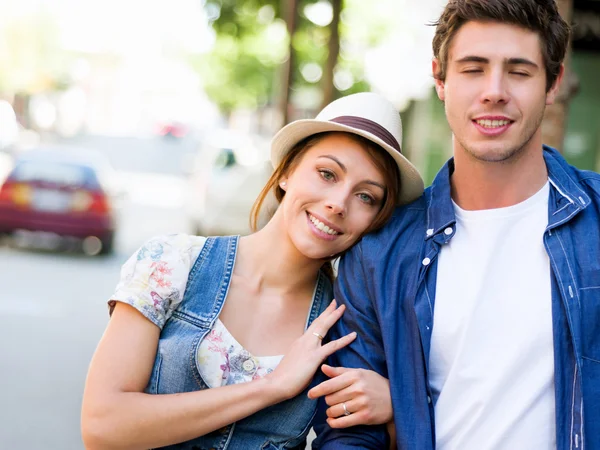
[312,241,390,449]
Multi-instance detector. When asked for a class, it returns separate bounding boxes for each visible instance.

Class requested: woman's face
[279,133,387,260]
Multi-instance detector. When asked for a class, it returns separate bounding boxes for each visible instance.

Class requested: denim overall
[146,235,333,449]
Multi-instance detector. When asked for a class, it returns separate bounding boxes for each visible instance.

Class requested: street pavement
[0,135,194,449]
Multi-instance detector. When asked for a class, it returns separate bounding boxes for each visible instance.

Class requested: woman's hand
[307,364,393,428]
[266,300,357,401]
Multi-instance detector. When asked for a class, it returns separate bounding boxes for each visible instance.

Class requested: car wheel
[0,231,10,245]
[99,233,115,255]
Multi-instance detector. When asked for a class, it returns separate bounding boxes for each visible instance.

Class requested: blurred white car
[185,130,275,236]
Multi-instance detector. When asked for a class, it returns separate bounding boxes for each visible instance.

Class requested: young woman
[81,92,424,449]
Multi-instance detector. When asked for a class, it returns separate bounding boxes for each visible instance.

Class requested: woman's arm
[82,300,354,450]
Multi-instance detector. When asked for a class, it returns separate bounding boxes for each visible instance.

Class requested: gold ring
[312,332,324,340]
[342,402,351,416]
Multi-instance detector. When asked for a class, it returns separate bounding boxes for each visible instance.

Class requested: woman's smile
[306,211,342,241]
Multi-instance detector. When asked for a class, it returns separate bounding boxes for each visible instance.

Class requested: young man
[311,0,599,448]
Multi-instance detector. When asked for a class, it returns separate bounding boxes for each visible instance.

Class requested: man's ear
[432,58,446,101]
[546,64,565,106]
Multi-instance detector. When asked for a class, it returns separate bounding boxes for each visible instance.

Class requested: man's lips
[472,116,514,136]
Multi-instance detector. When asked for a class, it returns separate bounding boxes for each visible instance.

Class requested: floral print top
[199,319,283,388]
[108,234,283,387]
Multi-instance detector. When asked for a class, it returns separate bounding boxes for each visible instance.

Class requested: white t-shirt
[430,182,556,450]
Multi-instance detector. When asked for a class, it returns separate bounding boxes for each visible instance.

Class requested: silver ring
[342,402,351,416]
[312,332,324,341]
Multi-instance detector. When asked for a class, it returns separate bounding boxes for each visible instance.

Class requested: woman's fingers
[307,368,353,400]
[326,414,362,429]
[320,363,351,378]
[306,299,346,339]
[319,331,356,359]
[325,398,373,428]
[326,398,361,419]
[323,385,355,407]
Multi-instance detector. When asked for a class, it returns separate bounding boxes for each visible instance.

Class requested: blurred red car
[0,148,119,254]
[157,121,189,139]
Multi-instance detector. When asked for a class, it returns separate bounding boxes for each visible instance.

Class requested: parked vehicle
[0,148,120,255]
[185,130,274,236]
[156,121,189,139]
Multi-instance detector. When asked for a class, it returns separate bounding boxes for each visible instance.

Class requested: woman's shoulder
[108,234,209,328]
[135,233,208,263]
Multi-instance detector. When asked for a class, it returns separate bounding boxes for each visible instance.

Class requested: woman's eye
[319,170,335,181]
[358,193,375,204]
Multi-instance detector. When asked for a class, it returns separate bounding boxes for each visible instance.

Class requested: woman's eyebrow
[318,155,346,172]
[365,180,385,190]
[318,155,385,190]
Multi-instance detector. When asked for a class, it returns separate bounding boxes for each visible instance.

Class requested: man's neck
[451,144,548,211]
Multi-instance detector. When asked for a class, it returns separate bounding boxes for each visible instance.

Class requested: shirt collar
[425,145,589,240]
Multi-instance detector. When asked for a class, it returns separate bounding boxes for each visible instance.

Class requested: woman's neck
[236,215,323,296]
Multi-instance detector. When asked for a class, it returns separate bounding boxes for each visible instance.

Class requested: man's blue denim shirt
[313,146,600,449]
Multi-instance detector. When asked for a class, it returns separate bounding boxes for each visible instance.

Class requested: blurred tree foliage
[191,0,285,117]
[194,0,384,121]
[0,12,71,96]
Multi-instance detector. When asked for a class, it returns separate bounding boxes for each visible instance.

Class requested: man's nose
[481,71,510,104]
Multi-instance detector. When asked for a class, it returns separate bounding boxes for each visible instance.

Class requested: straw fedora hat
[270,92,424,204]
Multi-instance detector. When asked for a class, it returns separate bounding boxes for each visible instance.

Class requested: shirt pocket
[579,270,600,363]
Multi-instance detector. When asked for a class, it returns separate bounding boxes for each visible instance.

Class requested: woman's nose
[325,195,347,217]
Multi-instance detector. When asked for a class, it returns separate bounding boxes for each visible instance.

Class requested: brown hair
[432,0,571,91]
[250,132,401,278]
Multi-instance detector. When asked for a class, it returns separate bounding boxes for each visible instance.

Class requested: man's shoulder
[558,156,600,202]
[543,146,600,209]
[573,167,600,199]
[359,191,429,255]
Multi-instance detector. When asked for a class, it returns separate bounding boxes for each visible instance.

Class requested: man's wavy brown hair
[432,0,571,92]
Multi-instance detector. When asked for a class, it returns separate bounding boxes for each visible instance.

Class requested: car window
[12,161,98,188]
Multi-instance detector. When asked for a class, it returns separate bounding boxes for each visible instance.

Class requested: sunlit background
[0,0,598,447]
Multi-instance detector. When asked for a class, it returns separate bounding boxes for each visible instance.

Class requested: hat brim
[271,119,424,205]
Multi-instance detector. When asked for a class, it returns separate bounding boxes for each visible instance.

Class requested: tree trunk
[541,0,577,151]
[279,0,299,126]
[321,0,342,109]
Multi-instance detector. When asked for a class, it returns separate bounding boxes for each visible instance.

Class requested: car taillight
[88,191,110,214]
[0,181,32,206]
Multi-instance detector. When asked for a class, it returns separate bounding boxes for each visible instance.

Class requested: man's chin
[464,143,523,163]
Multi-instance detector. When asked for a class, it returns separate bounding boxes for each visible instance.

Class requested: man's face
[433,21,563,163]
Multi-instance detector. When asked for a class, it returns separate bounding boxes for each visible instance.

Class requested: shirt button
[422,257,431,266]
[444,227,453,235]
[426,229,434,236]
[427,396,431,404]
[242,359,255,372]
